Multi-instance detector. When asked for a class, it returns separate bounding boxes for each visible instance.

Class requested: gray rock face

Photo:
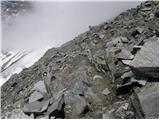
[137,84,159,118]
[129,40,159,78]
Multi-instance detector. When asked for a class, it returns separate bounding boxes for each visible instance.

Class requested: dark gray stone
[47,94,65,118]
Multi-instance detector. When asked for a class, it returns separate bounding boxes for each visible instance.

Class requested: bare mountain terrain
[1,1,159,119]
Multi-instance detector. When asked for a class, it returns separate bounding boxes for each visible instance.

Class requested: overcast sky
[2,1,142,52]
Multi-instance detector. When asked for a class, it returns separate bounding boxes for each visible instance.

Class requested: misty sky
[2,1,142,52]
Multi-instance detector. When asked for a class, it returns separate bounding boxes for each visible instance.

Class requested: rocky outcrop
[1,1,159,119]
[129,40,159,79]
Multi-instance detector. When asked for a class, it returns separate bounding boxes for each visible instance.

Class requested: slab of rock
[33,81,47,94]
[40,100,50,112]
[129,40,159,78]
[137,84,159,118]
[29,91,43,103]
[22,101,43,114]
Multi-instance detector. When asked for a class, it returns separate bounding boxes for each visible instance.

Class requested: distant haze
[2,1,142,52]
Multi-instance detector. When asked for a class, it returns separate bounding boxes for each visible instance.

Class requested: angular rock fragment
[32,81,47,94]
[102,88,110,96]
[136,27,144,33]
[40,100,50,112]
[29,91,43,103]
[131,84,159,118]
[22,101,43,114]
[129,40,159,79]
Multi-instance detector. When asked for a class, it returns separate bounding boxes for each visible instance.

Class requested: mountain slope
[1,1,159,119]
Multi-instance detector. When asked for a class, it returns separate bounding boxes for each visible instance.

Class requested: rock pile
[1,1,159,119]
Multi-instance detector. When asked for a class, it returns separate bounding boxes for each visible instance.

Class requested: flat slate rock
[22,101,43,114]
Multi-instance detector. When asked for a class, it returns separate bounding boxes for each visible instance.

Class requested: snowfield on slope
[0,46,51,86]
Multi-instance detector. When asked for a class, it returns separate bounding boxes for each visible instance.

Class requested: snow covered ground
[0,46,51,86]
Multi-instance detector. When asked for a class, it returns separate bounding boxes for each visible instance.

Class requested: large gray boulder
[129,40,159,79]
[22,101,43,114]
[137,84,159,118]
[117,49,134,60]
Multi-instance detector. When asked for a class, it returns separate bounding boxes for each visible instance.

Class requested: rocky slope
[1,1,159,119]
